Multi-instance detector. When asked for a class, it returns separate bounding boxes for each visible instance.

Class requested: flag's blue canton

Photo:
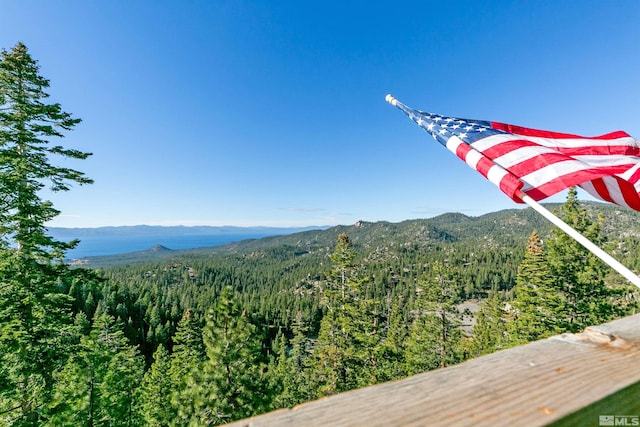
[408,110,505,146]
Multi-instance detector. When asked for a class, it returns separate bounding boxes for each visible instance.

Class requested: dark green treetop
[0,42,92,259]
[508,230,562,344]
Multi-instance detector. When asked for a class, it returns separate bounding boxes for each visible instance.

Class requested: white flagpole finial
[385,94,398,106]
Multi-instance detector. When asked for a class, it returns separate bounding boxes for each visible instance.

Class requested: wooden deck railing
[224,314,640,427]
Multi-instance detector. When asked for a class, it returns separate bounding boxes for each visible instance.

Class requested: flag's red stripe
[456,137,640,209]
[453,140,525,200]
[498,174,524,202]
[524,170,601,199]
[491,122,630,140]
[627,166,640,184]
[523,168,633,200]
[454,140,501,179]
[479,139,640,160]
[523,188,552,200]
[454,140,472,161]
[616,178,640,211]
[525,171,640,208]
[475,157,494,178]
[624,193,640,211]
[591,178,615,204]
[455,138,639,205]
[506,152,573,178]
[506,154,635,181]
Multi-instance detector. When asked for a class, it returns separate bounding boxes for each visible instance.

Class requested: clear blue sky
[2,1,639,227]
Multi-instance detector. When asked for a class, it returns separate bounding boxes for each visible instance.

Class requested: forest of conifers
[1,42,639,427]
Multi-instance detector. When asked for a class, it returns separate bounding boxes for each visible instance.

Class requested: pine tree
[167,308,204,427]
[48,312,144,427]
[374,295,408,382]
[312,233,355,396]
[404,261,465,375]
[101,329,144,426]
[470,287,508,356]
[0,42,92,257]
[192,287,270,426]
[286,317,314,401]
[0,42,93,425]
[266,332,296,409]
[140,345,173,427]
[508,231,562,344]
[546,188,619,332]
[312,233,380,396]
[267,315,313,409]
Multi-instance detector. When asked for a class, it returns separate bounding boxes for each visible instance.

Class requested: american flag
[386,95,640,211]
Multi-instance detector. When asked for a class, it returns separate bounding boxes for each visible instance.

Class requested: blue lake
[61,233,271,259]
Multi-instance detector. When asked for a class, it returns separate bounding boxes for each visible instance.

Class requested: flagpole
[384,94,640,289]
[516,190,640,290]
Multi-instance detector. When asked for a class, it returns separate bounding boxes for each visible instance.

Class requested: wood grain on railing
[224,314,640,427]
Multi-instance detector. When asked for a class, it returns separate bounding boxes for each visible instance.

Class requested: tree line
[0,43,637,426]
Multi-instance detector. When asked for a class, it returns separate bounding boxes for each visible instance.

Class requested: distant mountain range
[48,225,328,238]
[49,225,332,261]
[68,201,640,268]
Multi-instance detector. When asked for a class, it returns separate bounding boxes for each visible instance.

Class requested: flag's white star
[427,123,435,131]
[439,129,448,135]
[459,132,467,139]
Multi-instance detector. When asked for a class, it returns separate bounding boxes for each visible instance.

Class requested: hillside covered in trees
[1,43,639,426]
